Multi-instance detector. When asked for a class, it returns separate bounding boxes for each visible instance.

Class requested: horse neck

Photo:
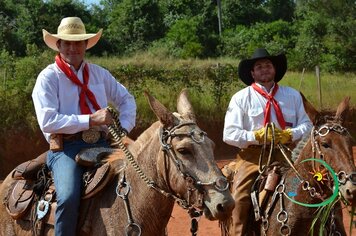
[124,122,176,231]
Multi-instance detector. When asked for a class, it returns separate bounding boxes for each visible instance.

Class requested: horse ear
[177,88,196,122]
[144,91,178,128]
[300,92,321,125]
[335,96,350,125]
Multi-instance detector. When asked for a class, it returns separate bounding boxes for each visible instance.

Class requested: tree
[0,0,92,56]
[106,0,164,54]
[264,0,295,22]
[293,0,356,71]
[221,0,268,28]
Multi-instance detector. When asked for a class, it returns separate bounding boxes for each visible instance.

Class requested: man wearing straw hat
[32,17,136,235]
[223,48,312,235]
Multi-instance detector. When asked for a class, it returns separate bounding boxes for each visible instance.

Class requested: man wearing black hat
[223,48,312,235]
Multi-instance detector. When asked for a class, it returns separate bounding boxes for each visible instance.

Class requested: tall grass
[88,54,355,111]
[282,71,356,110]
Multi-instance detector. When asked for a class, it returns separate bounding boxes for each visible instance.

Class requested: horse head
[301,93,356,206]
[144,89,235,221]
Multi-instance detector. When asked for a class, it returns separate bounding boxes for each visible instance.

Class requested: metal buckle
[82,127,101,144]
[37,200,50,220]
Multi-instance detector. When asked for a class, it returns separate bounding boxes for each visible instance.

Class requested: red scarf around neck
[55,55,101,114]
[251,82,286,129]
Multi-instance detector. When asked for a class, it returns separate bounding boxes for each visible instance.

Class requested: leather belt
[62,130,107,144]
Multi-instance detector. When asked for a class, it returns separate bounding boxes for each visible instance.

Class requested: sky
[82,0,101,6]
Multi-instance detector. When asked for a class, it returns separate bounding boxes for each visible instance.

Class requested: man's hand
[254,127,292,144]
[89,108,113,127]
[254,127,273,143]
[274,128,292,144]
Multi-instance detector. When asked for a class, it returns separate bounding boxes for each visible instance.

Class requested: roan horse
[0,89,235,235]
[221,95,356,236]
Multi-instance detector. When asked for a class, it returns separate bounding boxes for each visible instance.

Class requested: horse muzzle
[338,171,356,206]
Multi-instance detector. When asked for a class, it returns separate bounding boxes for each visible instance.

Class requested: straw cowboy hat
[42,17,103,51]
[238,48,287,85]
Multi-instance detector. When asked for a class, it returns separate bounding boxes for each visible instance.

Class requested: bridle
[107,107,229,235]
[159,121,229,209]
[311,122,356,186]
[158,121,230,235]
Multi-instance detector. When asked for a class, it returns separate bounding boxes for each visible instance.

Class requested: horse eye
[321,142,330,148]
[177,148,191,156]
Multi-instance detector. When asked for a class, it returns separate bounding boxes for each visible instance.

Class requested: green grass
[0,53,355,135]
[88,54,355,112]
[281,71,356,110]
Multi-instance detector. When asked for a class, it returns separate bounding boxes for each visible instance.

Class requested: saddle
[4,147,126,225]
[221,161,285,221]
[250,162,284,221]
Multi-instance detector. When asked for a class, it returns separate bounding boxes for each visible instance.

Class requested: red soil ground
[167,147,356,236]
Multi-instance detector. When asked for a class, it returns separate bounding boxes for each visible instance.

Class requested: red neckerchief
[55,54,101,114]
[251,82,286,129]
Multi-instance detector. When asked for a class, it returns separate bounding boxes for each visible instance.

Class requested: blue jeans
[46,138,109,236]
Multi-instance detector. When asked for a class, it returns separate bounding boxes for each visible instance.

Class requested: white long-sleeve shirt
[32,61,136,142]
[223,84,312,149]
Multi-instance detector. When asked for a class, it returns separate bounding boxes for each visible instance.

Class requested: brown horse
[221,95,356,236]
[0,89,235,236]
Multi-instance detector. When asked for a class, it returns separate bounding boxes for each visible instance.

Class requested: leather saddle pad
[12,152,47,180]
[5,179,35,220]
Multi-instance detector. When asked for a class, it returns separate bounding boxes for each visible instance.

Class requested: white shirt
[223,84,312,149]
[32,61,136,142]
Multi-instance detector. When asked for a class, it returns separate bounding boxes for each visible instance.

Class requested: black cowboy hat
[238,48,287,86]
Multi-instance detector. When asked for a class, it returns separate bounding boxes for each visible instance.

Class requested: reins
[258,123,275,173]
[258,123,302,180]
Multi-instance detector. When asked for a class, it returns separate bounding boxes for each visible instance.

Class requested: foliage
[221,0,269,27]
[0,0,94,56]
[221,20,296,60]
[0,50,53,133]
[158,0,207,28]
[0,52,355,145]
[106,0,164,55]
[164,17,204,58]
[293,0,356,71]
[310,197,339,235]
[0,0,355,72]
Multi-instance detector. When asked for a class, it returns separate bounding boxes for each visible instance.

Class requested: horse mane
[132,121,161,155]
[291,132,311,162]
[104,122,160,163]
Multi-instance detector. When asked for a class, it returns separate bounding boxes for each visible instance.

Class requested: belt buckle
[82,128,101,144]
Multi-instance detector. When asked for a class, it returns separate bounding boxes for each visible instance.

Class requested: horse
[221,95,356,236]
[0,89,235,236]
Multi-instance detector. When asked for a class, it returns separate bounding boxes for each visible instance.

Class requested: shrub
[221,20,297,59]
